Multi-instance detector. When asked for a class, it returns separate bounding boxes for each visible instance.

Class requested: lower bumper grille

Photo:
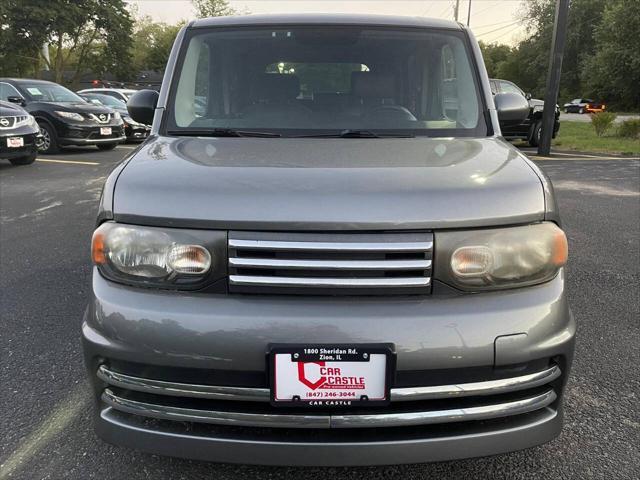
[97,364,560,430]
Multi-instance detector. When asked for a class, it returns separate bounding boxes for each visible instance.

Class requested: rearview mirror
[494,92,530,126]
[525,92,532,100]
[7,96,26,106]
[127,89,158,126]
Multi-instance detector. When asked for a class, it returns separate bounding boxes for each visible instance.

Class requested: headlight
[435,222,568,291]
[113,111,121,120]
[54,111,84,121]
[14,115,38,128]
[532,105,544,113]
[92,223,225,289]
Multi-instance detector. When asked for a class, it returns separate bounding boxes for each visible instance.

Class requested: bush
[617,119,640,139]
[590,111,617,136]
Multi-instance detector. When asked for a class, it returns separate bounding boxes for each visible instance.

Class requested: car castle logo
[297,361,366,390]
[0,118,10,127]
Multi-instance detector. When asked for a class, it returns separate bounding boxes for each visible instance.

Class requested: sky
[127,0,528,45]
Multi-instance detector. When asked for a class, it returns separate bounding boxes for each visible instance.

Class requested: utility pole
[467,0,472,26]
[538,0,570,156]
[454,0,460,21]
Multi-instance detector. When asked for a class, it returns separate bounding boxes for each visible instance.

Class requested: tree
[582,0,640,109]
[192,0,237,18]
[1,0,133,84]
[478,42,512,78]
[131,16,185,73]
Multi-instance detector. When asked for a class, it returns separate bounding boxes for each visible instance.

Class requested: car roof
[190,13,461,30]
[79,88,136,93]
[0,78,57,85]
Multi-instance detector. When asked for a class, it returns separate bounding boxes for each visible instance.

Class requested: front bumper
[83,270,575,465]
[0,132,39,159]
[58,124,125,146]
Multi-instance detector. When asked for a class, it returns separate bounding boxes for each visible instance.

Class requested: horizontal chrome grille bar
[229,275,431,288]
[97,365,269,402]
[391,365,562,401]
[229,258,432,270]
[229,239,433,252]
[102,388,556,429]
[97,365,559,402]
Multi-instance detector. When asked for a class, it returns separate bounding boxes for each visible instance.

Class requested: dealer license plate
[270,344,394,407]
[100,127,112,136]
[7,137,24,148]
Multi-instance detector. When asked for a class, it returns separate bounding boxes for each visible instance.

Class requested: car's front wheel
[37,122,59,154]
[578,107,585,114]
[97,143,118,151]
[528,120,542,147]
[9,153,37,166]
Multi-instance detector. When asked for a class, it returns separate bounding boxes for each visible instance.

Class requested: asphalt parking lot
[1,145,639,479]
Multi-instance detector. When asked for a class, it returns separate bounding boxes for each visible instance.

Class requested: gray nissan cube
[83,14,575,466]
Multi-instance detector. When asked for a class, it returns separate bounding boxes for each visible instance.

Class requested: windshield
[19,83,84,103]
[168,26,486,137]
[84,94,126,108]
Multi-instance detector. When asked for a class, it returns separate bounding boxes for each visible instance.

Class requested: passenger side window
[0,82,22,101]
[498,81,524,97]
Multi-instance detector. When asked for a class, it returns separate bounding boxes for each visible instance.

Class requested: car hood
[113,136,545,230]
[0,100,28,116]
[28,101,113,114]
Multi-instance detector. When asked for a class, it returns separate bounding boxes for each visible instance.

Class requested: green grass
[553,121,640,155]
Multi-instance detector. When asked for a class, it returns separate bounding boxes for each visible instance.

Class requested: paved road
[1,146,639,479]
[560,112,639,123]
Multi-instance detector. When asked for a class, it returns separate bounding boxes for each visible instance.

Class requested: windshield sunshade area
[168,26,487,137]
[20,83,84,103]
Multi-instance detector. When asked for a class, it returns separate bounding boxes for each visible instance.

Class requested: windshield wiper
[295,129,414,138]
[166,128,281,138]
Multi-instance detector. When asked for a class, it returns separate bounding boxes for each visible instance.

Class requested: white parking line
[116,145,136,150]
[0,387,90,479]
[36,158,100,166]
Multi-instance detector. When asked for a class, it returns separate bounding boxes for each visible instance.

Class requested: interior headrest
[252,73,300,102]
[351,72,396,98]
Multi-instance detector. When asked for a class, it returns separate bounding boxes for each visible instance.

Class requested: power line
[489,24,521,42]
[472,19,518,30]
[475,20,520,36]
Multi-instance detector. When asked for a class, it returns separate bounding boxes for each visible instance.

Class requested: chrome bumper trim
[60,135,126,144]
[391,365,562,401]
[102,389,557,429]
[98,364,560,402]
[97,365,269,402]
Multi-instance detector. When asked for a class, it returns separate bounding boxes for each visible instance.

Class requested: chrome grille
[88,112,112,123]
[0,115,29,129]
[228,231,433,294]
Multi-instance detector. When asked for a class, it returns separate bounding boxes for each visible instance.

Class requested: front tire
[9,153,37,166]
[578,107,585,114]
[528,121,542,147]
[97,143,117,151]
[37,122,59,154]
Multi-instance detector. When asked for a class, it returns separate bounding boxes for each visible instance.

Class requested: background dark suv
[490,78,560,147]
[0,78,125,153]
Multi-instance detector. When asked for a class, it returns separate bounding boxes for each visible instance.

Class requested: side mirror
[7,96,26,106]
[494,92,530,126]
[127,89,158,126]
[525,92,532,100]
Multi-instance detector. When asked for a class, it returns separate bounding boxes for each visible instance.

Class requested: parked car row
[0,78,151,164]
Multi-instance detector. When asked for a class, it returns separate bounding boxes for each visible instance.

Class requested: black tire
[9,153,37,166]
[37,122,59,154]
[578,107,585,114]
[564,108,569,113]
[528,121,542,147]
[97,143,118,151]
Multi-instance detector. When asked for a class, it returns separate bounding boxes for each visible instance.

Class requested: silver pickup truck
[83,14,574,466]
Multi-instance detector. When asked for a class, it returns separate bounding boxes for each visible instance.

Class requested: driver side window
[0,82,22,101]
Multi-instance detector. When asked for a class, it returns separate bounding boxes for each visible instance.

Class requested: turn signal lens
[451,246,493,277]
[167,245,211,274]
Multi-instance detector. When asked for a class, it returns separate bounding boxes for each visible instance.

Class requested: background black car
[0,78,125,154]
[79,92,150,142]
[563,98,606,114]
[490,78,560,147]
[0,99,41,165]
